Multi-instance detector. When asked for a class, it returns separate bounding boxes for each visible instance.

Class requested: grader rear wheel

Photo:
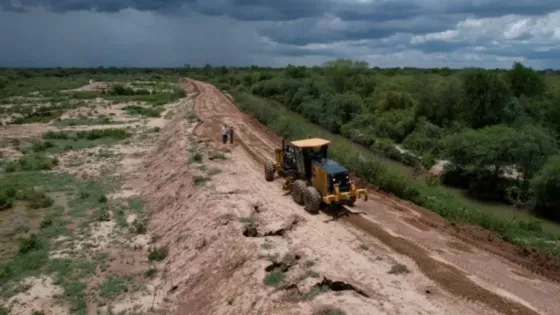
[303,186,321,213]
[292,180,306,205]
[264,160,275,182]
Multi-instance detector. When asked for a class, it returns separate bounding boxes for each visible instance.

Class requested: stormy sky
[1,0,560,68]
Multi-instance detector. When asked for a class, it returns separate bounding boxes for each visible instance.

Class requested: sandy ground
[142,78,560,315]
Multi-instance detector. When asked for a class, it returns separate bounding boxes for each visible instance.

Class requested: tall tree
[507,62,545,98]
[460,70,512,128]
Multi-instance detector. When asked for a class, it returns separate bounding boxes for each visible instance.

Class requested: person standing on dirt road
[228,125,234,144]
[221,124,228,144]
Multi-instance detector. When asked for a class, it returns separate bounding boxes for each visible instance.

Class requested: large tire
[303,186,321,213]
[292,180,306,205]
[264,160,275,182]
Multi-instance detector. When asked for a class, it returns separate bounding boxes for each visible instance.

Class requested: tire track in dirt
[344,215,539,315]
[182,78,560,315]
[356,180,560,284]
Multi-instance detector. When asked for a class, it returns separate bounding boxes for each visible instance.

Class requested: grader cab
[264,138,368,213]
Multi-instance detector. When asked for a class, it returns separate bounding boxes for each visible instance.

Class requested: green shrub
[0,190,14,211]
[148,246,168,262]
[5,154,57,172]
[19,189,54,209]
[19,234,42,254]
[123,105,163,117]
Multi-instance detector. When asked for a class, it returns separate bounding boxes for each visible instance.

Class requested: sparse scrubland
[0,68,184,314]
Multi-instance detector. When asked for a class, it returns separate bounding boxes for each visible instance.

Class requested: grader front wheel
[264,160,275,182]
[303,186,321,213]
[292,180,306,205]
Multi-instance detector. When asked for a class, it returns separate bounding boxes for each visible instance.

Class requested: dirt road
[141,79,560,315]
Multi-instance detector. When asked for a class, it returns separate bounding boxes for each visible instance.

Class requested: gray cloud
[1,0,560,68]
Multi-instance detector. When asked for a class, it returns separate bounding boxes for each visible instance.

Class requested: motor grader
[264,137,368,213]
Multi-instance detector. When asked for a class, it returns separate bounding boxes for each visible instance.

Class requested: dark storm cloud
[445,0,560,17]
[333,0,427,22]
[2,0,560,68]
[257,14,459,46]
[0,9,271,67]
[3,0,329,20]
[2,0,185,13]
[7,0,560,20]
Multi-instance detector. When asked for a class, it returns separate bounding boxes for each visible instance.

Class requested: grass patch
[32,128,130,153]
[131,217,147,234]
[99,276,128,298]
[209,152,227,160]
[93,206,111,222]
[261,242,273,250]
[316,308,346,315]
[128,197,145,214]
[122,105,164,118]
[239,216,257,224]
[68,180,117,218]
[148,246,168,262]
[220,213,235,221]
[263,269,285,287]
[53,117,121,127]
[144,266,157,278]
[207,168,222,175]
[192,175,208,186]
[186,111,199,122]
[188,152,203,164]
[4,153,58,172]
[44,128,129,141]
[114,208,128,228]
[63,281,87,315]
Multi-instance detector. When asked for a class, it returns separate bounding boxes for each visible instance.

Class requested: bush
[5,153,57,172]
[132,217,147,234]
[19,234,42,254]
[148,246,168,262]
[122,105,163,118]
[20,189,54,209]
[531,155,560,220]
[0,190,14,211]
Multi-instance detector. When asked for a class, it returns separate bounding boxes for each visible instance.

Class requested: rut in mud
[179,78,560,315]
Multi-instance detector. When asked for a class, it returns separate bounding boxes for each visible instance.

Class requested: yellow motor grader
[264,137,368,213]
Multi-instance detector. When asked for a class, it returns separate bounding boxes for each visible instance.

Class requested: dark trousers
[229,132,234,143]
[222,134,227,144]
